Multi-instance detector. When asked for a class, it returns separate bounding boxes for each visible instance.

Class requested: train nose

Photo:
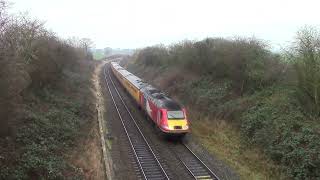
[183,125,189,130]
[167,119,189,131]
[161,124,170,130]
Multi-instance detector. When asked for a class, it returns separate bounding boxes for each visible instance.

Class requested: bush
[129,30,320,179]
[0,1,92,136]
[133,38,282,94]
[10,89,86,179]
[135,45,169,66]
[0,69,93,179]
[0,1,95,179]
[289,26,320,116]
[241,86,320,179]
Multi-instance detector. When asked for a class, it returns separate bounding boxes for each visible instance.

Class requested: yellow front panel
[167,120,188,130]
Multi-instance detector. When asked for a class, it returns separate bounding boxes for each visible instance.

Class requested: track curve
[104,61,222,180]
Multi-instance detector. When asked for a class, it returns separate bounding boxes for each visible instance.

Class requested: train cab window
[167,111,184,120]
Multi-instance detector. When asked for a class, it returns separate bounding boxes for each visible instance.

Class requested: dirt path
[66,61,112,180]
[93,61,114,179]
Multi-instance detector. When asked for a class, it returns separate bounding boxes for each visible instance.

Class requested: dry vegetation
[0,1,103,179]
[126,29,320,179]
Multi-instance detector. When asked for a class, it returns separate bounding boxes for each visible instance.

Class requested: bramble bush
[0,1,95,179]
[0,0,93,135]
[128,28,320,179]
[133,38,282,94]
[290,27,320,116]
[241,86,320,179]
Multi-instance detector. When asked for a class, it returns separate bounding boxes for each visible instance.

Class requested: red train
[110,62,190,136]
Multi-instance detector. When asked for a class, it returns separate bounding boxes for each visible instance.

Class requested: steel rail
[104,63,169,180]
[180,143,221,180]
[103,64,147,180]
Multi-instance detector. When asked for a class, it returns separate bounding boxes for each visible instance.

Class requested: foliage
[92,49,106,60]
[241,86,320,179]
[0,65,93,179]
[172,76,232,115]
[135,45,169,66]
[128,30,320,179]
[289,26,320,116]
[0,1,95,179]
[0,0,92,135]
[133,38,282,94]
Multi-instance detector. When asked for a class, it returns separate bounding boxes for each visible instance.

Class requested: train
[110,62,190,136]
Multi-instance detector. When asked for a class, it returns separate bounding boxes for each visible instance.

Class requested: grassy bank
[0,64,96,179]
[126,35,320,179]
[0,1,102,179]
[192,119,286,179]
[126,64,287,179]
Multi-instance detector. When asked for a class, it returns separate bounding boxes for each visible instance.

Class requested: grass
[0,2,100,179]
[126,64,290,179]
[92,51,106,60]
[191,117,287,180]
[126,37,320,179]
[0,65,96,179]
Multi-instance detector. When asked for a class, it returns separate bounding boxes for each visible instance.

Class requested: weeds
[127,30,320,179]
[241,86,320,179]
[133,38,282,94]
[0,1,95,179]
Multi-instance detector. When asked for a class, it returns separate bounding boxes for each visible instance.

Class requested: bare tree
[80,38,94,60]
[293,26,320,115]
[0,0,10,53]
[80,38,93,52]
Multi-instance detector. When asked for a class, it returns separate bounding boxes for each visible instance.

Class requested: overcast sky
[10,0,320,49]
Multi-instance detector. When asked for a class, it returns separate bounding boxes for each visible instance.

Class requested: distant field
[93,51,106,60]
[92,48,134,60]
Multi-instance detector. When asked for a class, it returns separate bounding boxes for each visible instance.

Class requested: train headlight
[161,124,170,130]
[183,125,189,130]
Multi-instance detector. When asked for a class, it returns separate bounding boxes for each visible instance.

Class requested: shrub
[133,38,283,94]
[0,1,92,136]
[241,86,320,179]
[289,26,320,116]
[135,45,169,66]
[129,30,320,179]
[0,1,95,179]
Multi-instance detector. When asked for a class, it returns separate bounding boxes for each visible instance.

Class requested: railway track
[172,143,221,180]
[104,62,221,180]
[104,64,169,180]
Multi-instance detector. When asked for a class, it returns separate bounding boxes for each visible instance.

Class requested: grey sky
[10,0,320,49]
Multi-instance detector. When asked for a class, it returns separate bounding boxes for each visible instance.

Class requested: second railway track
[171,143,221,180]
[104,62,222,180]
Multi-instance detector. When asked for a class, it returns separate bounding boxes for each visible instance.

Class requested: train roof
[141,85,182,110]
[111,62,147,89]
[111,62,183,110]
[126,75,147,89]
[161,99,182,110]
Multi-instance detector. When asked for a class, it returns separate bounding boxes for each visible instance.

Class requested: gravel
[102,63,239,180]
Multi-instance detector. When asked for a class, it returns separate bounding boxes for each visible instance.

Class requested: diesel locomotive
[110,62,190,136]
